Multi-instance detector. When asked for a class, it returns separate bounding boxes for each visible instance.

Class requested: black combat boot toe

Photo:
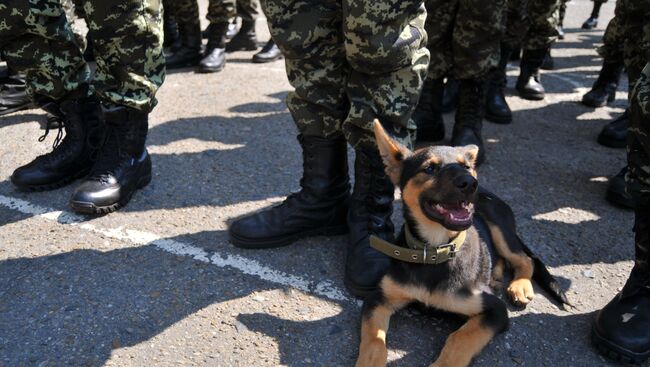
[229,135,350,248]
[226,20,258,52]
[69,106,151,215]
[516,48,547,101]
[583,61,623,108]
[199,23,229,73]
[11,96,104,191]
[598,110,629,148]
[345,148,395,298]
[252,40,283,63]
[606,166,635,209]
[413,78,445,142]
[582,16,598,29]
[165,20,202,69]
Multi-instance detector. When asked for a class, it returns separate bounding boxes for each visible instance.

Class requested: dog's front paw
[507,279,534,306]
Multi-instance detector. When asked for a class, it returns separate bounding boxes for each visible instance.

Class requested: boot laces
[88,126,128,183]
[36,121,75,165]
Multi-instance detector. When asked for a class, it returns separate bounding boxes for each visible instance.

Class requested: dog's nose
[454,175,478,193]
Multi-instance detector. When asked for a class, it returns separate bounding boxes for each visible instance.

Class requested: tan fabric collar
[370,225,466,265]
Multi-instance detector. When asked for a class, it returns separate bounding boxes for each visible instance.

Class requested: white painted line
[0,194,350,303]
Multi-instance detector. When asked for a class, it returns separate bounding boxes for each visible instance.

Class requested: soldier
[582,0,608,29]
[485,0,561,125]
[0,0,165,215]
[165,0,261,72]
[412,0,506,164]
[228,0,429,298]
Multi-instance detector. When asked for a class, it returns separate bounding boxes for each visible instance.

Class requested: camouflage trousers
[169,0,259,28]
[597,9,624,64]
[617,0,650,86]
[424,0,506,80]
[261,0,429,149]
[503,0,561,50]
[0,0,165,112]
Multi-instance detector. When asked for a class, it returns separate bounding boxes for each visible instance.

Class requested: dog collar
[370,226,466,265]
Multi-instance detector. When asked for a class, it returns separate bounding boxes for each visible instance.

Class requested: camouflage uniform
[424,0,506,80]
[169,0,259,27]
[0,0,165,112]
[503,0,561,50]
[598,6,624,64]
[261,0,429,149]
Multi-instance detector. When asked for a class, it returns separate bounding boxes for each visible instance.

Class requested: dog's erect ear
[459,144,479,168]
[373,119,412,185]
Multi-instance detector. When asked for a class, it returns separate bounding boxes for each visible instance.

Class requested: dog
[355,120,569,367]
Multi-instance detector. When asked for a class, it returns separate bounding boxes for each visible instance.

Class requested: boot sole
[252,55,283,64]
[485,112,512,125]
[225,45,259,53]
[11,168,90,192]
[69,173,152,215]
[597,134,627,149]
[229,224,349,249]
[605,188,635,210]
[582,93,616,108]
[344,276,378,299]
[517,90,544,101]
[197,63,225,73]
[592,325,650,364]
[0,102,35,117]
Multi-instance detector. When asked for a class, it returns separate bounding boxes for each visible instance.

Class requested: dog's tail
[519,236,571,307]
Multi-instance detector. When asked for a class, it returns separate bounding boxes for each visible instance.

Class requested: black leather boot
[11,96,105,191]
[598,109,629,148]
[606,166,635,209]
[583,60,624,108]
[413,78,445,142]
[452,79,486,165]
[582,2,602,29]
[165,19,202,69]
[442,76,460,113]
[198,22,228,73]
[485,46,512,124]
[163,7,180,50]
[541,49,554,71]
[345,148,394,298]
[252,39,283,63]
[593,208,650,364]
[229,135,350,248]
[69,106,151,214]
[0,74,33,116]
[516,48,547,101]
[226,20,258,52]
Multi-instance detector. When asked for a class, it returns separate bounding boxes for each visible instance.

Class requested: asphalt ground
[1,1,647,366]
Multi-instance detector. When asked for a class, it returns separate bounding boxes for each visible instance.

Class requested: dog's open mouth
[422,199,474,230]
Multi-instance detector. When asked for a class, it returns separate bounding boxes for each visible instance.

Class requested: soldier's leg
[583,0,607,29]
[451,0,507,162]
[165,0,202,68]
[516,0,560,100]
[411,0,456,143]
[342,0,429,297]
[557,0,568,38]
[592,60,650,365]
[69,0,165,214]
[1,1,105,192]
[199,0,237,72]
[226,0,259,52]
[228,0,351,249]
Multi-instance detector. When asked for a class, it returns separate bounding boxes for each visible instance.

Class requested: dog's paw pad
[507,279,534,306]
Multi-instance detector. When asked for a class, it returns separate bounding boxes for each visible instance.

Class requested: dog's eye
[424,165,436,174]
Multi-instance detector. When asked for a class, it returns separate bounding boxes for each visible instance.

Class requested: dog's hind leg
[356,277,410,367]
[476,189,535,306]
[430,291,508,367]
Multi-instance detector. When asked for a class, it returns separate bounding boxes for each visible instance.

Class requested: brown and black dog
[355,121,569,367]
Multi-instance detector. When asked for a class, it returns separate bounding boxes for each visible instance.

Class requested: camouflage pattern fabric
[503,0,561,50]
[0,0,165,112]
[170,0,259,27]
[424,0,506,80]
[597,8,624,63]
[261,0,429,150]
[618,0,650,85]
[627,63,650,208]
